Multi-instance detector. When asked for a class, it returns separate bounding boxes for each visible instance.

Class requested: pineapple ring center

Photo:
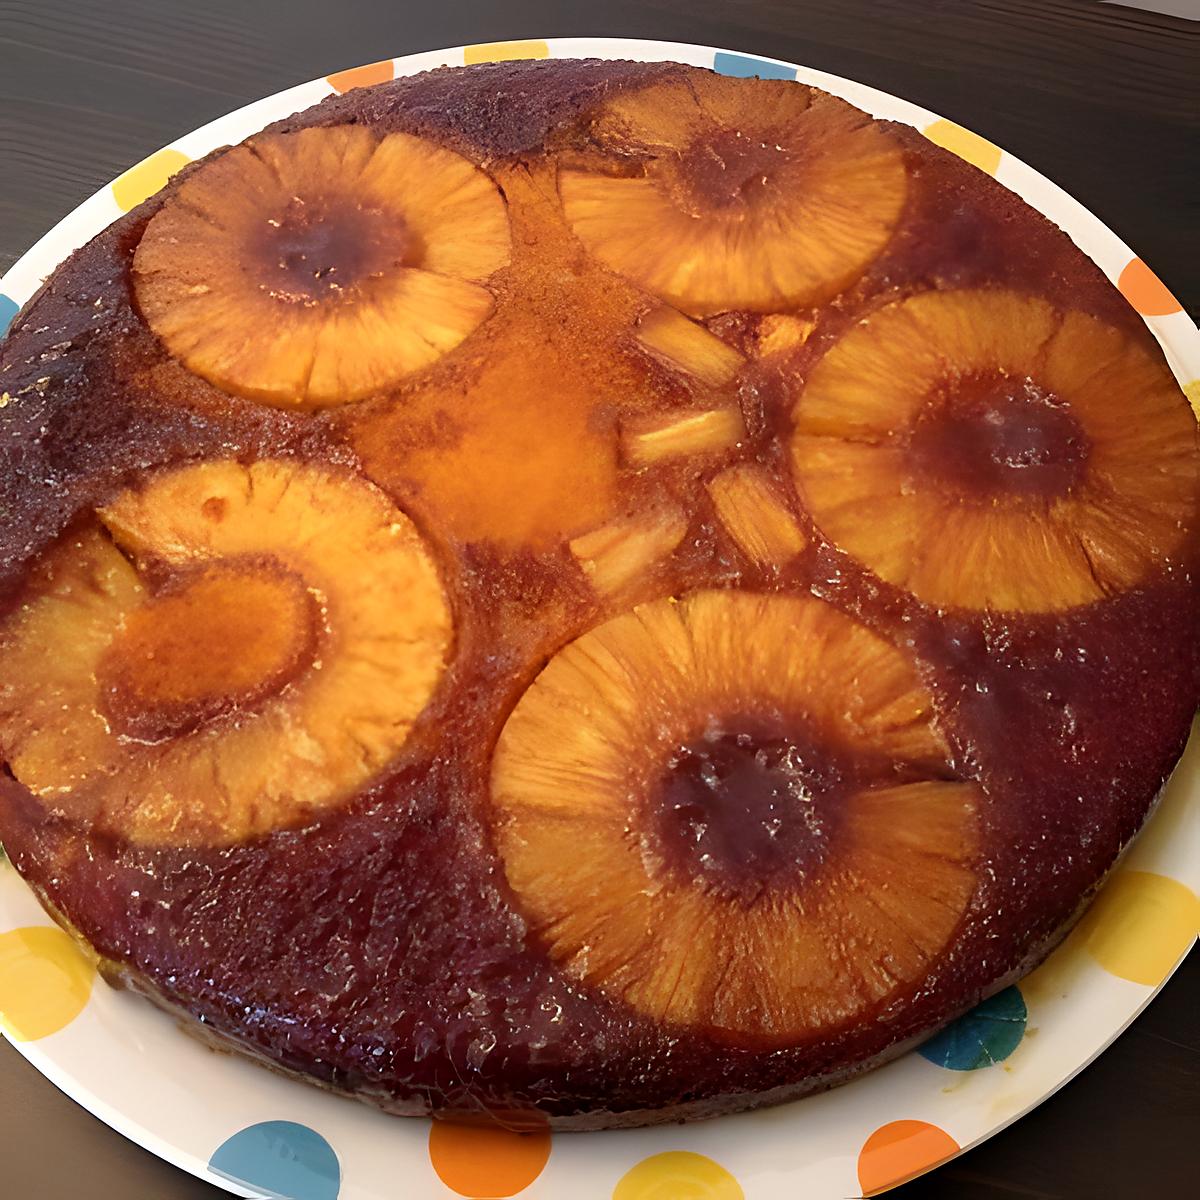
[97,559,319,742]
[649,719,852,899]
[673,130,792,214]
[252,198,418,304]
[909,372,1090,500]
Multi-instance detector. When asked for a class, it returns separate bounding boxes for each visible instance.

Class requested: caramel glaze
[0,59,1197,1127]
[651,720,858,899]
[909,374,1090,501]
[97,558,319,741]
[253,198,416,304]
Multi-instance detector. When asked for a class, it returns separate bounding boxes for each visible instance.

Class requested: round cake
[0,58,1196,1129]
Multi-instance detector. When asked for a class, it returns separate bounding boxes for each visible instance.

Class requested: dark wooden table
[0,1,1196,1196]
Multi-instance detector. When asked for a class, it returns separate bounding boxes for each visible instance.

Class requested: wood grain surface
[0,1,1196,1197]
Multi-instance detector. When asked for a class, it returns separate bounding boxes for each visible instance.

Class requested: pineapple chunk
[756,313,815,357]
[707,462,807,568]
[622,406,745,467]
[569,507,688,596]
[635,305,744,387]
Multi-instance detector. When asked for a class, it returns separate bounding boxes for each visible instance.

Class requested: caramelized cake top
[0,59,1195,1127]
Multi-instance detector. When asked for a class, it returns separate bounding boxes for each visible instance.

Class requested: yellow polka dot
[464,41,550,65]
[613,1151,744,1200]
[1184,380,1199,422]
[1077,870,1198,986]
[0,925,96,1040]
[111,148,191,213]
[923,119,1002,176]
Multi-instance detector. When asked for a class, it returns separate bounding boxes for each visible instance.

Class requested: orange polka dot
[1117,258,1182,316]
[326,60,395,94]
[428,1120,551,1198]
[857,1120,960,1196]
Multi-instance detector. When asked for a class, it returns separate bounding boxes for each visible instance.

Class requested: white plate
[1,37,1197,1200]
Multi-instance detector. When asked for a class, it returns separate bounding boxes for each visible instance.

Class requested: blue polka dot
[208,1121,340,1200]
[0,295,18,337]
[918,986,1028,1071]
[713,52,797,81]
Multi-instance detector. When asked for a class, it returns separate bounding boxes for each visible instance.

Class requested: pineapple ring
[0,459,452,846]
[134,126,510,409]
[790,289,1200,612]
[559,74,906,315]
[491,590,980,1046]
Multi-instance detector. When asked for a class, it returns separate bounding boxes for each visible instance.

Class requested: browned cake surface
[0,58,1196,1128]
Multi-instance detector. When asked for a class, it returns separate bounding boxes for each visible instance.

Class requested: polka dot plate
[1,36,1197,1200]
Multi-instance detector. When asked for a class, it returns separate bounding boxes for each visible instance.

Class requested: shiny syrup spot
[254,198,416,304]
[650,720,851,900]
[910,372,1089,500]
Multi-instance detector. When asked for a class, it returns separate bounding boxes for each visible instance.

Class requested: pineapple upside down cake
[0,59,1196,1128]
